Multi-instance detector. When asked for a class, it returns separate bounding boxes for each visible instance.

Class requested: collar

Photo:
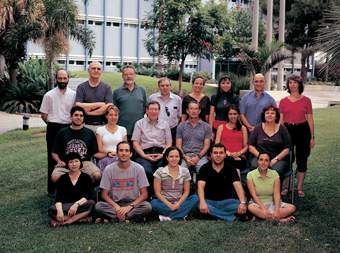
[163,165,183,180]
[123,82,137,90]
[256,168,270,178]
[155,92,175,100]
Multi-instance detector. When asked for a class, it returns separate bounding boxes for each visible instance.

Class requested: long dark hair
[226,105,242,131]
[216,75,234,100]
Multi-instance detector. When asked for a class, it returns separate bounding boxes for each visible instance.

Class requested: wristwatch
[129,203,135,208]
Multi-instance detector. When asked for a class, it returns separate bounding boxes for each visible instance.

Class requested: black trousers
[46,122,69,194]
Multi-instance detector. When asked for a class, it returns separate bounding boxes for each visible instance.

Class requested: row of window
[57,60,136,67]
[78,20,146,29]
[185,64,197,69]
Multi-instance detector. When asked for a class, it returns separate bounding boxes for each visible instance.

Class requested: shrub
[218,72,250,94]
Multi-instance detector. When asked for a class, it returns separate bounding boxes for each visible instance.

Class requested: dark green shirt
[112,83,147,135]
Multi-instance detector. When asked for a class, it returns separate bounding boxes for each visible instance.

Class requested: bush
[218,72,250,94]
[1,58,48,113]
[165,69,190,82]
[193,71,212,81]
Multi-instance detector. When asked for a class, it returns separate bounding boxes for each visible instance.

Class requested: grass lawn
[72,71,217,96]
[0,107,339,253]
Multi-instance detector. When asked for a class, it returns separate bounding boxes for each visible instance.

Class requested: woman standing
[247,152,296,223]
[181,76,210,122]
[209,76,239,131]
[151,147,198,221]
[279,75,315,197]
[215,105,248,173]
[95,105,127,171]
[48,153,94,227]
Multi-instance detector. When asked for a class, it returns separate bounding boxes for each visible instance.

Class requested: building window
[106,22,112,26]
[57,60,65,64]
[106,62,111,66]
[76,61,84,66]
[88,20,94,25]
[95,21,103,26]
[78,20,85,25]
[69,60,75,65]
[113,22,120,27]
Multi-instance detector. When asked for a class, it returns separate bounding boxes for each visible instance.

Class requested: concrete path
[0,111,46,134]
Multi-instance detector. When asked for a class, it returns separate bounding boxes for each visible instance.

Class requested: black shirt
[182,95,210,122]
[53,127,98,161]
[211,93,239,121]
[55,172,93,203]
[197,161,240,201]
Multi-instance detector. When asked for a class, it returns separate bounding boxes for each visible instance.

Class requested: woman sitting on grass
[48,153,95,227]
[247,152,296,223]
[151,147,198,221]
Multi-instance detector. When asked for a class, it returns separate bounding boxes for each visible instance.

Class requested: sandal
[281,189,288,196]
[298,190,305,197]
[50,219,62,228]
[279,216,296,224]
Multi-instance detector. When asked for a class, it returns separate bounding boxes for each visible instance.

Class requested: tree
[315,0,340,74]
[144,0,219,93]
[238,41,291,76]
[42,0,95,90]
[0,0,46,82]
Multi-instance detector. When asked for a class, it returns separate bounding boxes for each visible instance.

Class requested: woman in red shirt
[279,75,315,197]
[215,105,248,174]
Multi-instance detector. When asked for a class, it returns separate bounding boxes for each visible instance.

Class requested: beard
[57,82,68,89]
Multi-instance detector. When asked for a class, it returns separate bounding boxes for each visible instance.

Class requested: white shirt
[40,87,76,124]
[96,125,127,153]
[149,92,182,128]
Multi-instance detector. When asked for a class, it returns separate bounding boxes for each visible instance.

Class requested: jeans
[205,199,240,222]
[151,195,199,220]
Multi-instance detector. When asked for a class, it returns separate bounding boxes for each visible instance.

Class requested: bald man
[75,61,113,130]
[240,74,276,132]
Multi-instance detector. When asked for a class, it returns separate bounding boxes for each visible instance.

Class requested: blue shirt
[240,91,276,126]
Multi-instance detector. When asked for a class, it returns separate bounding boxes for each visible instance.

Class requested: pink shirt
[279,96,312,124]
[220,125,243,152]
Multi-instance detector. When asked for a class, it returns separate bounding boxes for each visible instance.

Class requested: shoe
[281,189,288,196]
[297,190,305,197]
[159,215,172,221]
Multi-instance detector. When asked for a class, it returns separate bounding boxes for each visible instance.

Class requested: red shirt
[220,125,243,152]
[279,96,312,124]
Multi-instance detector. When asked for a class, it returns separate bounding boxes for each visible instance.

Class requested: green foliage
[1,59,48,113]
[193,71,211,81]
[238,41,291,75]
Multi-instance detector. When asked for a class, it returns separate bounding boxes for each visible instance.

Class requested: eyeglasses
[90,67,102,71]
[165,106,170,117]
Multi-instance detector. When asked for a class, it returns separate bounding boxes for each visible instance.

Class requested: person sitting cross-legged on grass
[48,152,95,227]
[247,152,296,223]
[197,143,247,222]
[151,147,198,221]
[95,141,152,222]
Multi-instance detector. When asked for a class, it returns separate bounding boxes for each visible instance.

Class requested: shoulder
[131,161,144,171]
[268,169,279,178]
[80,172,92,181]
[247,169,257,179]
[117,125,127,133]
[96,126,106,134]
[78,81,89,88]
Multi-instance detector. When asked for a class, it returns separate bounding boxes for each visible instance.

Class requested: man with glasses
[149,77,182,144]
[75,61,113,131]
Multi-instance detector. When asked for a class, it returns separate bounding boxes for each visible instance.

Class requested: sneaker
[159,215,172,221]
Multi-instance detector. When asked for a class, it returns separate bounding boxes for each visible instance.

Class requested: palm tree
[315,1,340,74]
[238,41,291,76]
[42,0,95,90]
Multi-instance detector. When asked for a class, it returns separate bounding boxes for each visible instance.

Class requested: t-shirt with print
[53,126,98,161]
[100,161,149,202]
[153,165,191,203]
[197,161,240,201]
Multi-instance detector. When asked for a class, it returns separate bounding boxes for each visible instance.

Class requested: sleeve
[197,164,208,182]
[153,168,162,179]
[271,95,277,107]
[137,165,150,188]
[112,90,117,105]
[131,120,142,141]
[305,97,313,114]
[182,96,189,114]
[176,123,183,139]
[182,167,191,181]
[239,95,246,114]
[248,126,259,146]
[210,95,217,107]
[178,96,183,119]
[246,170,253,181]
[52,130,64,155]
[204,124,212,139]
[230,165,241,182]
[82,174,93,200]
[203,96,211,116]
[75,84,85,103]
[96,126,104,136]
[104,85,113,103]
[233,95,240,107]
[55,175,66,202]
[121,126,127,137]
[39,94,51,114]
[165,123,172,145]
[89,130,99,154]
[99,169,112,191]
[142,88,148,108]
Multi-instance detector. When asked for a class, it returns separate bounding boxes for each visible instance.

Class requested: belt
[284,121,308,126]
[143,147,164,154]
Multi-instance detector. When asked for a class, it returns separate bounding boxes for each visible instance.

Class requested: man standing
[75,61,113,130]
[51,106,101,183]
[197,143,247,222]
[176,101,211,174]
[240,73,276,132]
[132,101,172,185]
[112,65,147,140]
[40,69,76,195]
[149,77,182,144]
[95,141,152,222]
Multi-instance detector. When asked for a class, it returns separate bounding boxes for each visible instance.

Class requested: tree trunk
[291,49,295,74]
[300,50,308,81]
[8,65,18,84]
[0,54,5,79]
[178,59,185,97]
[47,60,54,90]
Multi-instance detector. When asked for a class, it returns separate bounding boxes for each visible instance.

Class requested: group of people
[40,62,314,226]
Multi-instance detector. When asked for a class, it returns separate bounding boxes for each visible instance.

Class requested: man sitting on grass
[197,143,247,222]
[95,141,152,222]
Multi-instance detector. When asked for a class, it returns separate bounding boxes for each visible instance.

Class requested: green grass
[72,71,217,96]
[0,107,339,252]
